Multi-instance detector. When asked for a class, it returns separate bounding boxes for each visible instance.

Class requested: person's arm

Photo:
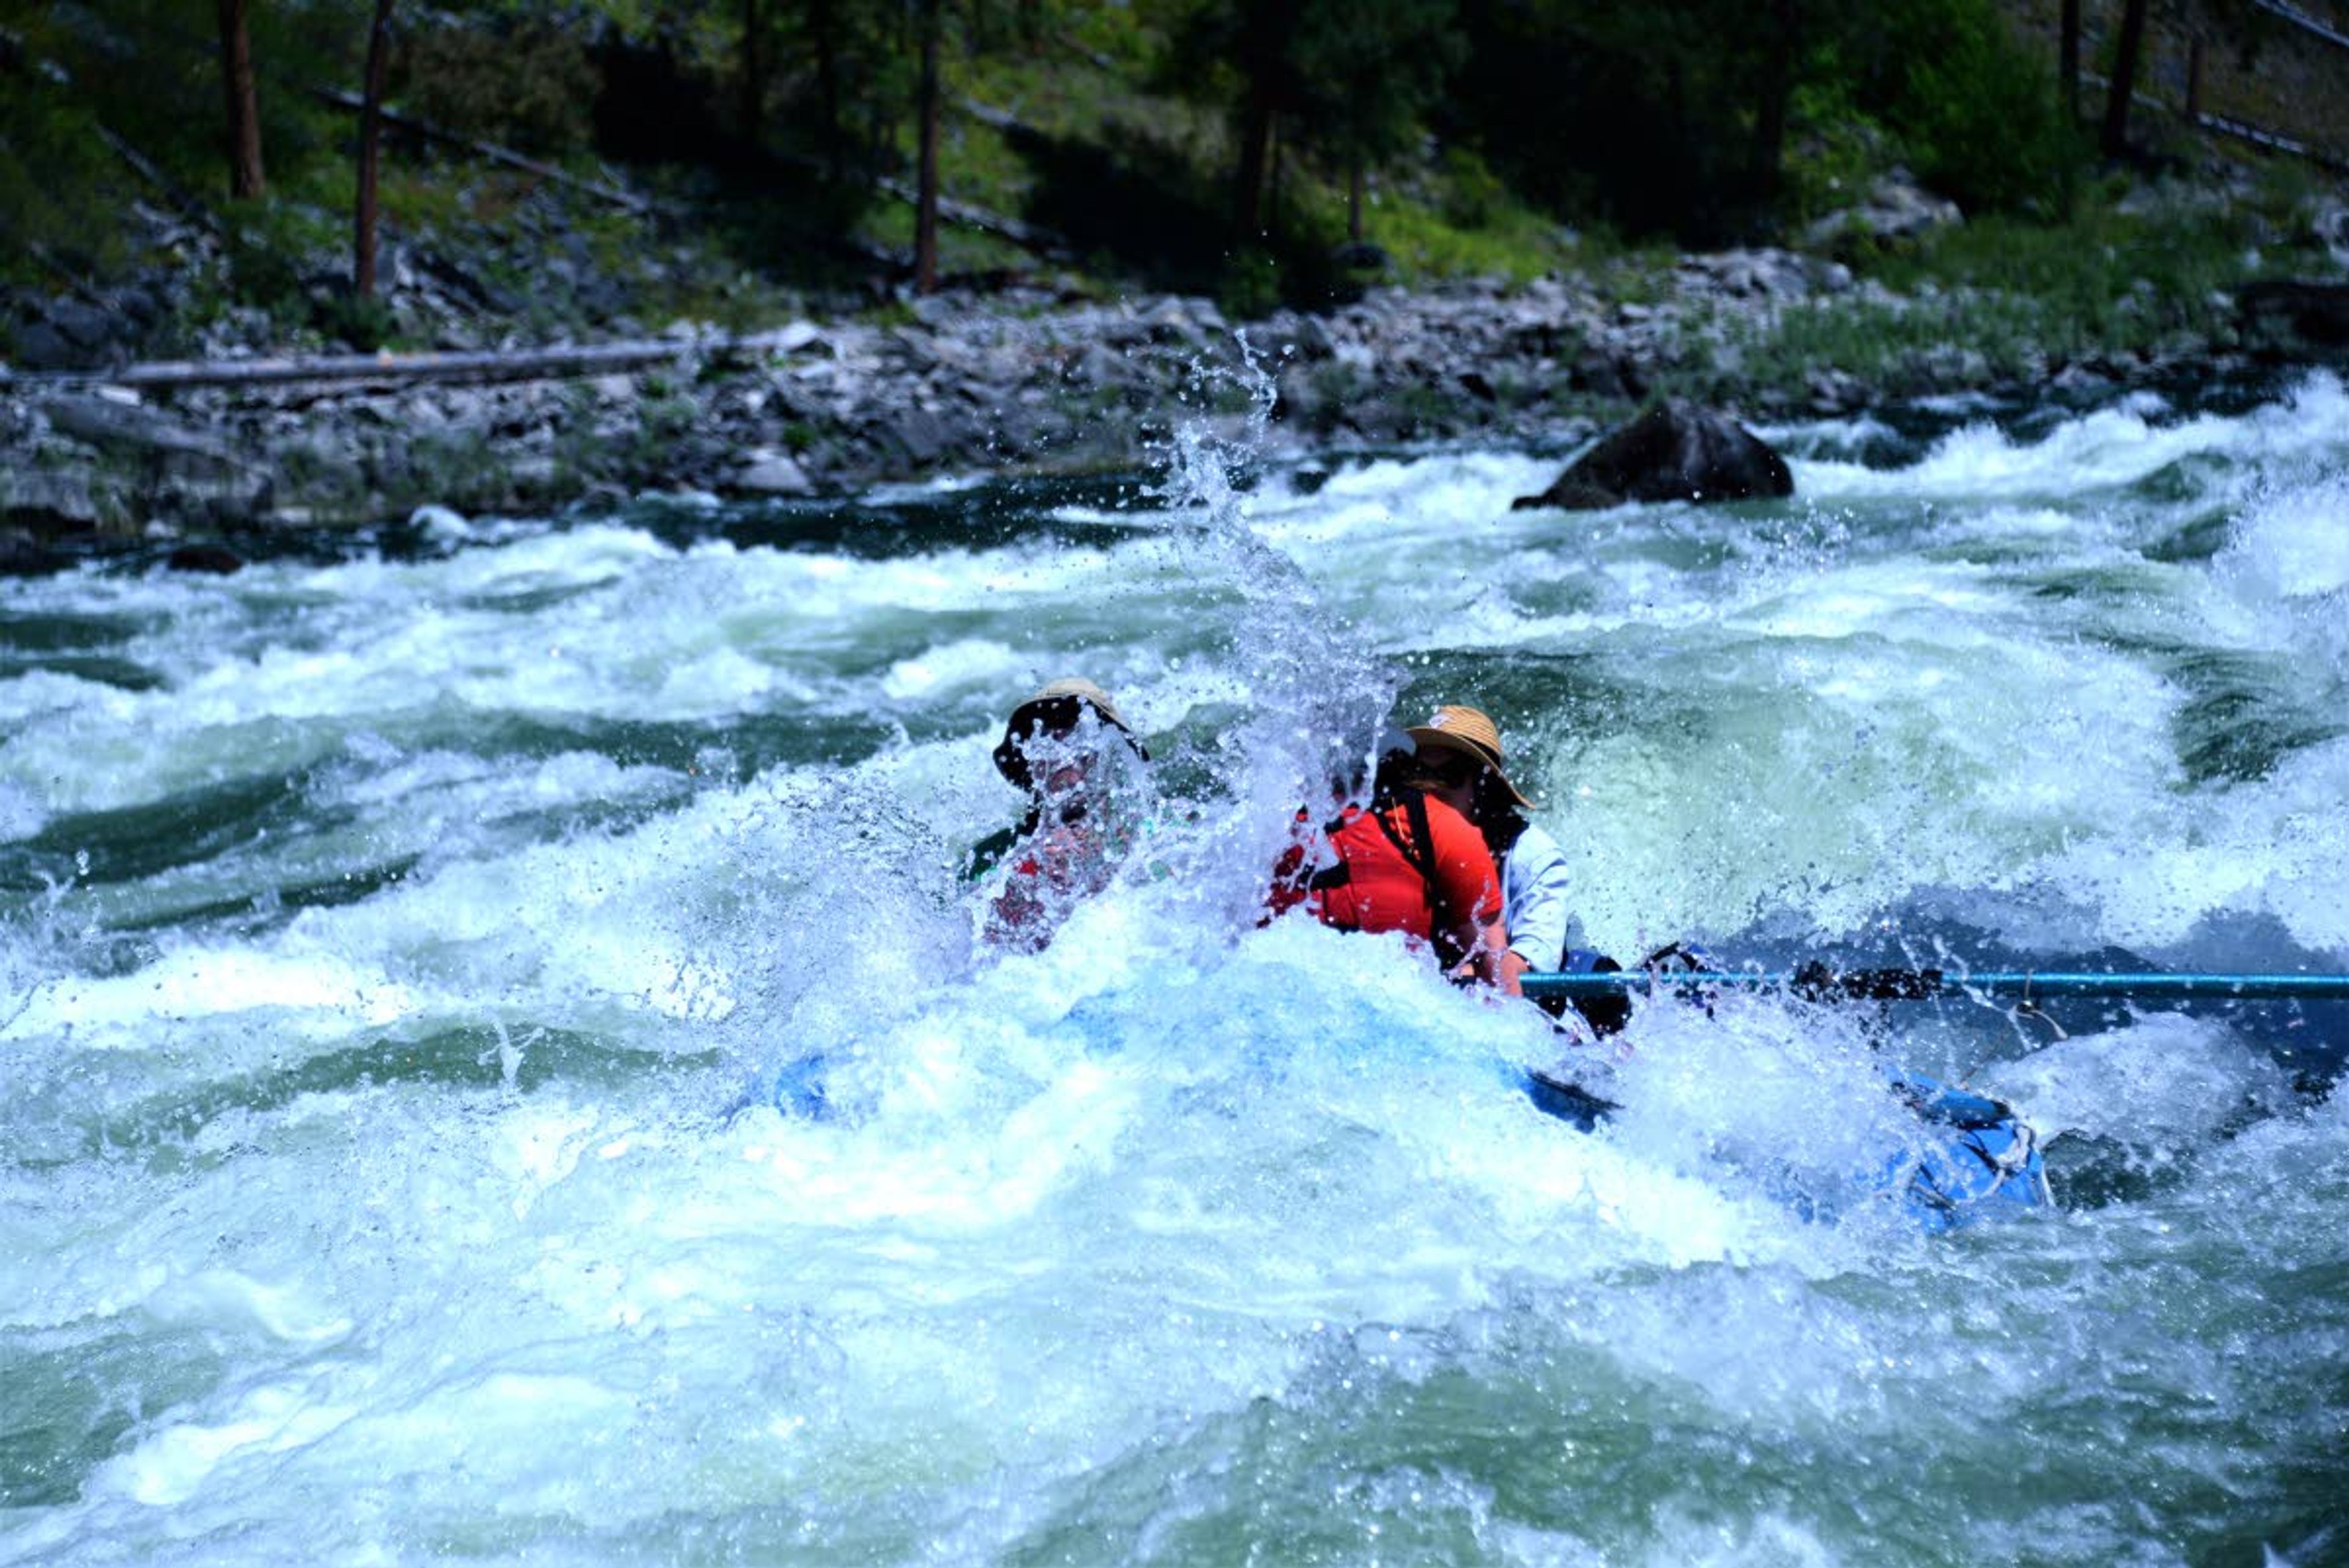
[1502,824,1576,975]
[983,851,1048,950]
[1475,917,1517,994]
[1427,801,1512,992]
[964,823,1022,883]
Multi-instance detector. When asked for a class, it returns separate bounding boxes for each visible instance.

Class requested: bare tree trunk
[2101,0,2151,160]
[741,0,763,141]
[1348,160,1364,245]
[2186,34,2205,121]
[813,0,845,182]
[1234,83,1274,239]
[354,0,395,300]
[217,0,265,199]
[1750,1,1799,203]
[1267,116,1282,232]
[913,0,941,293]
[2058,0,2080,127]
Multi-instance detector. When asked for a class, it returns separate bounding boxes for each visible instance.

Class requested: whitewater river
[4,368,2347,1566]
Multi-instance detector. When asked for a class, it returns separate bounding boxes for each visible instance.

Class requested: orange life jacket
[1269,790,1501,967]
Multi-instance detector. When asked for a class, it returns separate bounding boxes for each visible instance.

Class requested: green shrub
[311,290,398,352]
[1867,0,2080,216]
[396,23,596,154]
[1217,247,1283,320]
[1437,146,1506,232]
[1783,85,1893,228]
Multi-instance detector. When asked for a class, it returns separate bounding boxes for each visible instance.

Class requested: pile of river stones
[5,179,2347,570]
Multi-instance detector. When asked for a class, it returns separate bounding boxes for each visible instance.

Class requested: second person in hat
[976,677,1152,953]
[1407,704,1579,998]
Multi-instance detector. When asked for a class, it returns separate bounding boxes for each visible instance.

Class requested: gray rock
[773,319,827,354]
[733,450,813,494]
[2,467,103,532]
[2237,279,2349,359]
[10,322,84,373]
[1067,341,1140,390]
[1804,168,1964,251]
[1512,399,1793,510]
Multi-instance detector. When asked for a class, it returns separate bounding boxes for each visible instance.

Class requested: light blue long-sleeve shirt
[1502,820,1578,969]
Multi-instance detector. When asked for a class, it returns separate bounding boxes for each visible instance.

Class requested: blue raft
[1525,1065,2052,1232]
[1885,1073,2052,1231]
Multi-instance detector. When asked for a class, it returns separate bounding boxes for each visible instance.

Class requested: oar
[1520,967,2349,1003]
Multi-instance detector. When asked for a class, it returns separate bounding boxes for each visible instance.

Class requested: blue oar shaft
[1518,970,2349,1001]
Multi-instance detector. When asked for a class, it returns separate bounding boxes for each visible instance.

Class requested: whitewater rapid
[2,372,2345,1566]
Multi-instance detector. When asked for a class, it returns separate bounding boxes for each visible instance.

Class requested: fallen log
[6,329,825,394]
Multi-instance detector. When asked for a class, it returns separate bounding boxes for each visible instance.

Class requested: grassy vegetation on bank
[2,0,2342,381]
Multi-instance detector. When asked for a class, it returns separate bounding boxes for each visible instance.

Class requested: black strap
[1371,788,1466,968]
[1370,789,1441,894]
[1313,795,1443,923]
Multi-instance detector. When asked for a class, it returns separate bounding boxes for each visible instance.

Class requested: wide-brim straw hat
[1406,704,1533,808]
[992,677,1145,789]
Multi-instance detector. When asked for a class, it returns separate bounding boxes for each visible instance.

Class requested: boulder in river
[2236,279,2349,361]
[1512,399,1794,510]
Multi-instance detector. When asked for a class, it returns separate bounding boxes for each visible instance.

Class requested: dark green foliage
[1836,0,2079,215]
[1010,117,1234,297]
[1285,0,1463,170]
[311,287,397,351]
[1436,146,1504,231]
[396,18,597,154]
[0,0,2324,346]
[1443,0,1765,242]
[1444,0,2080,242]
[1154,0,1463,230]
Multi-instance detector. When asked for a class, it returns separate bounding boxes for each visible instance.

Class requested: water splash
[1141,329,1400,926]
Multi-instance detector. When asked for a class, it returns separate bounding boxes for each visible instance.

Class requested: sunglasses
[1021,697,1089,738]
[1417,751,1482,787]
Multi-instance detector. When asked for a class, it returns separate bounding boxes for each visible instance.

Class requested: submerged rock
[2237,279,2349,360]
[0,525,73,577]
[1511,399,1794,510]
[165,543,245,574]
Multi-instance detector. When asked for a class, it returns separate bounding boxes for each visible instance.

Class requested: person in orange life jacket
[975,677,1150,953]
[1267,729,1512,990]
[1412,705,1707,1041]
[1406,704,1581,1001]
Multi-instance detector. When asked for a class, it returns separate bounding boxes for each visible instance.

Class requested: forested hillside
[4,0,2346,369]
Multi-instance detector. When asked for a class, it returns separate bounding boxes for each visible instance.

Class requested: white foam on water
[7,380,2349,1566]
[13,944,417,1045]
[880,636,1027,702]
[2049,734,2349,953]
[1798,371,2349,505]
[1992,1012,2295,1143]
[2221,471,2349,601]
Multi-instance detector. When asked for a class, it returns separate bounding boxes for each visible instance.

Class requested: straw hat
[992,677,1145,789]
[1406,704,1533,808]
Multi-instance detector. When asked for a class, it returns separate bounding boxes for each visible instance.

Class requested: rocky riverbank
[1,235,2336,571]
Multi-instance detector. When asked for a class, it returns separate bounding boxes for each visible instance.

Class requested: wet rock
[1,467,104,532]
[0,526,73,577]
[733,450,812,494]
[1804,168,1964,254]
[2236,279,2349,360]
[1512,399,1793,510]
[880,406,951,467]
[165,543,245,574]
